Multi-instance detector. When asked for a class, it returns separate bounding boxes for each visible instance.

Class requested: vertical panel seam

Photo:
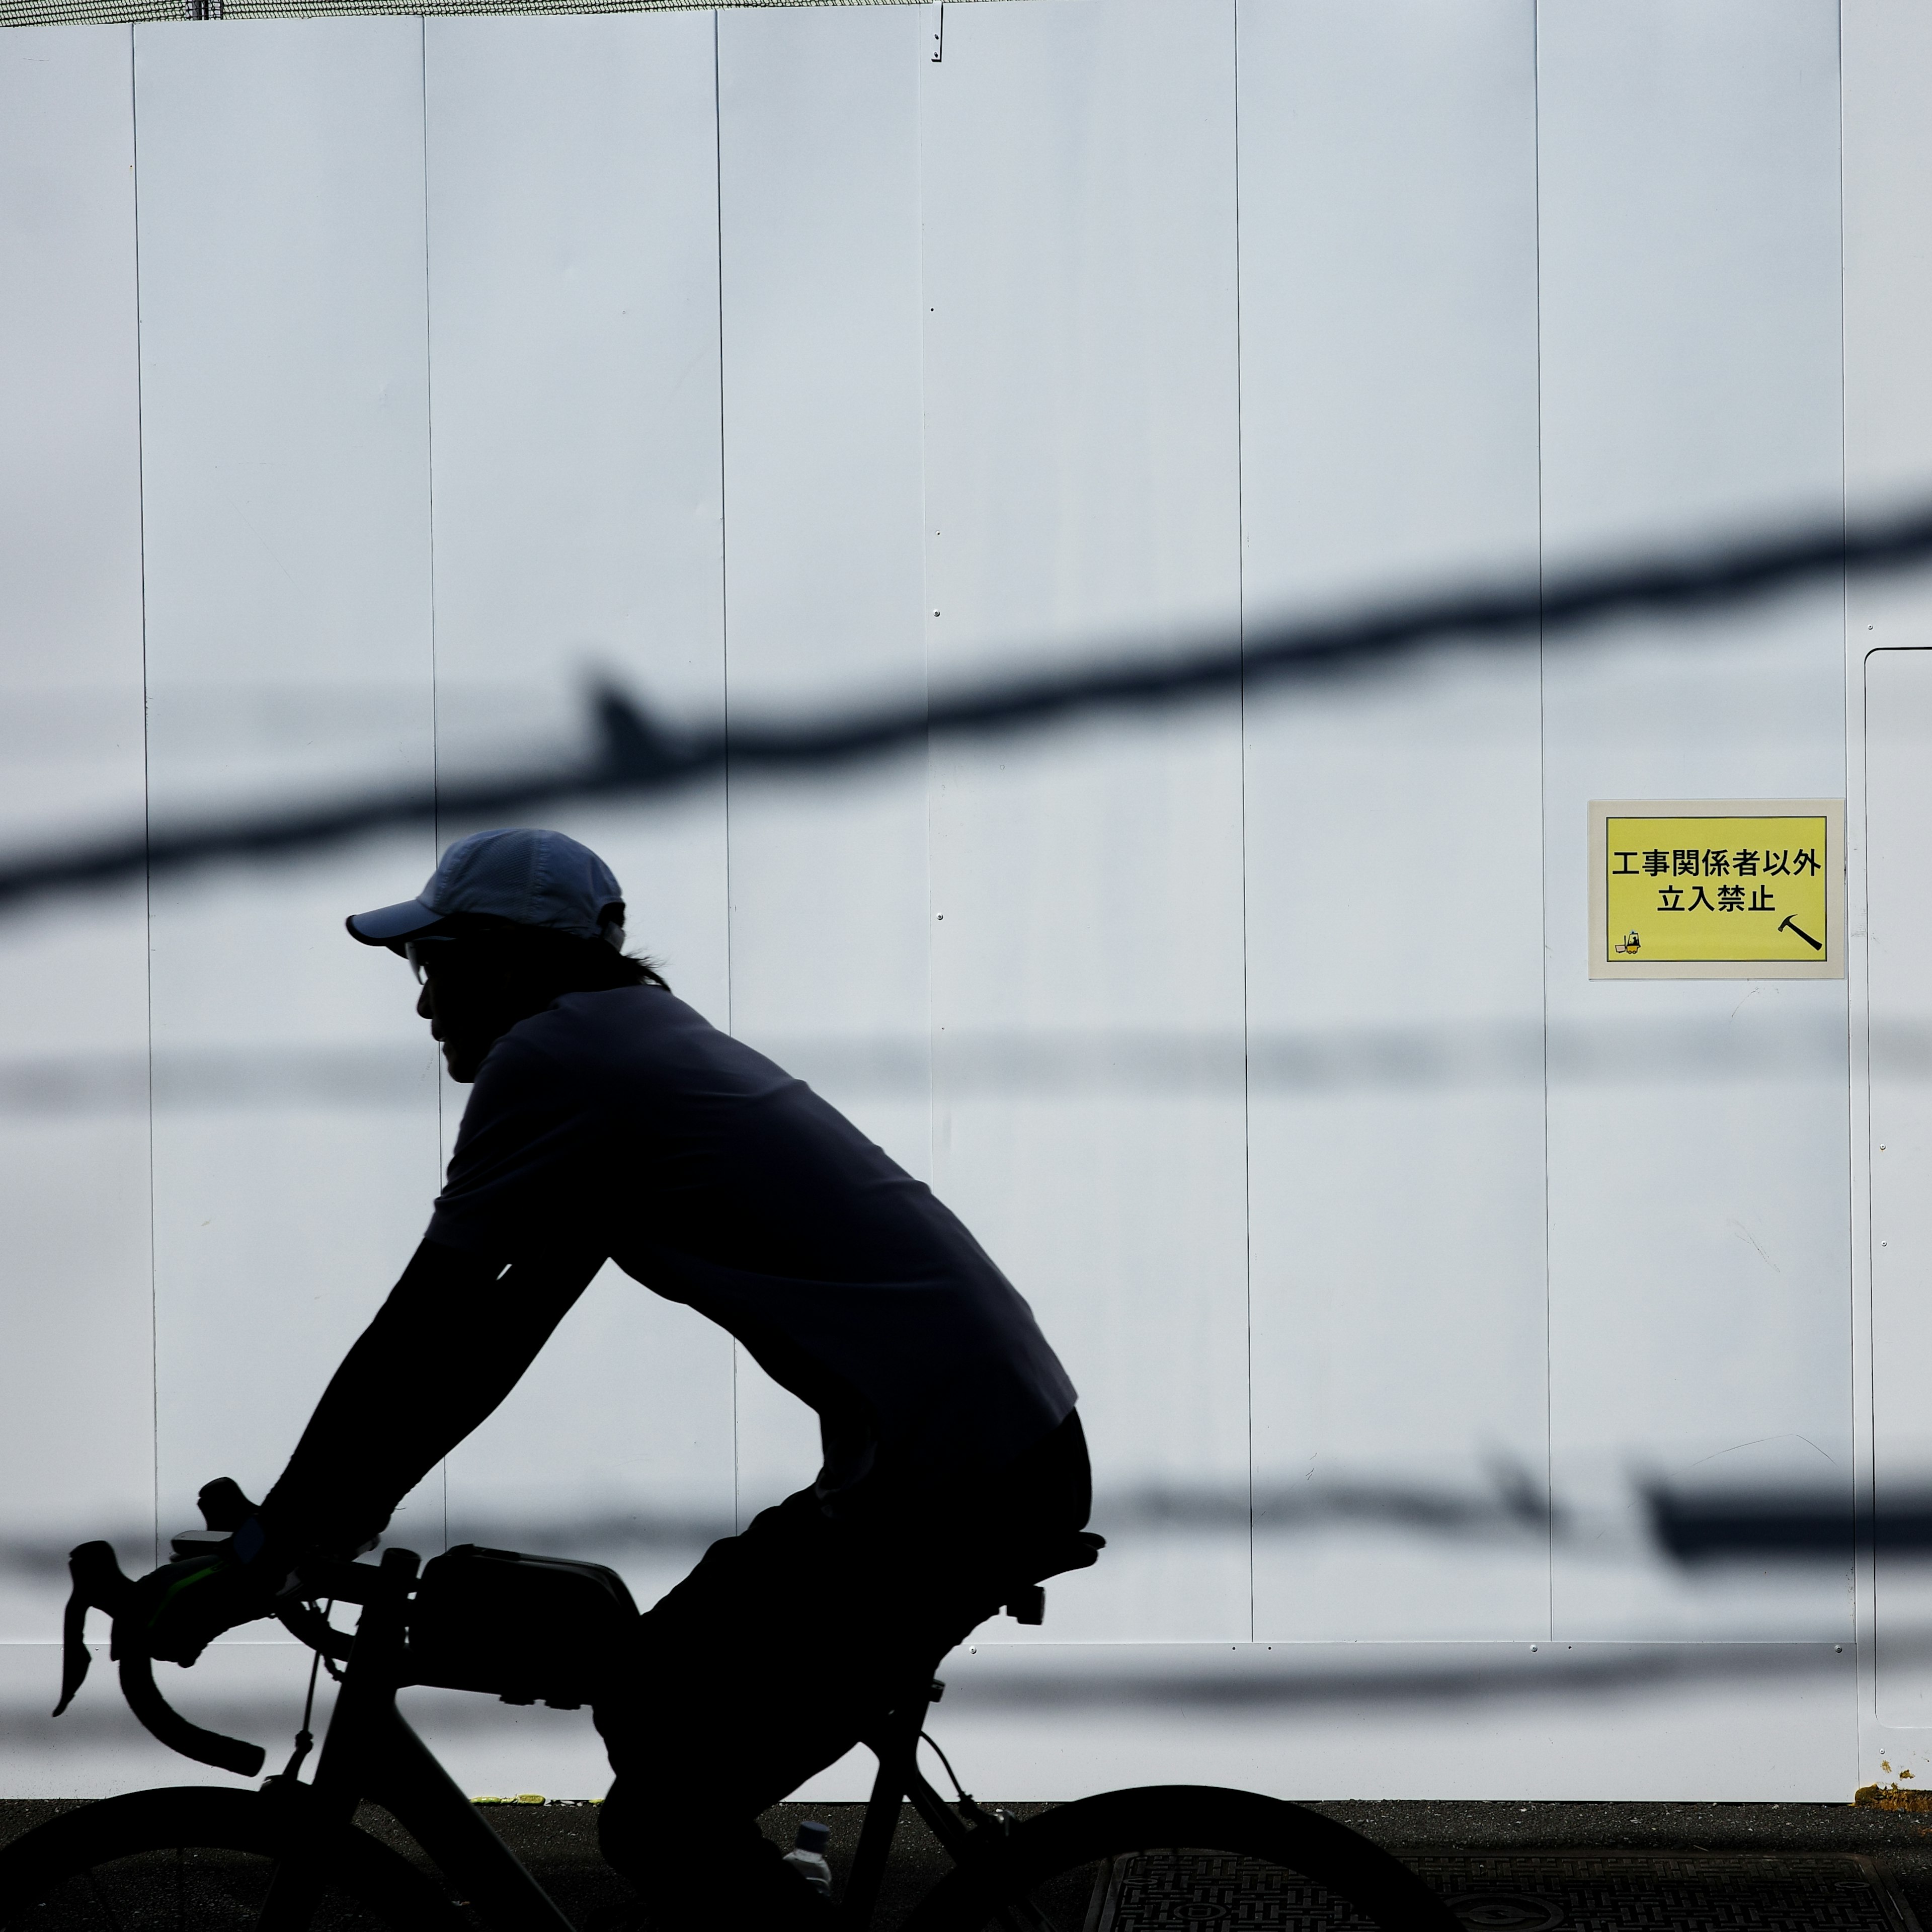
[916,4,936,1193]
[1532,0,1554,1646]
[130,20,159,1571]
[1836,0,1870,1718]
[419,12,449,1558]
[1231,0,1254,1649]
[713,9,741,1534]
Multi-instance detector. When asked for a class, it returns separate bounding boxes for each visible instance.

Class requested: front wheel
[901,1786,1460,1932]
[0,1786,465,1929]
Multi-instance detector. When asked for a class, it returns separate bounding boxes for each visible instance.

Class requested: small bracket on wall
[928,0,943,62]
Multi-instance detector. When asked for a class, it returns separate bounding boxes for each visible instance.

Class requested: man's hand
[131,1543,284,1666]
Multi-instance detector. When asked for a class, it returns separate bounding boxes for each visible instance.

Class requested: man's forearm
[261,1237,601,1553]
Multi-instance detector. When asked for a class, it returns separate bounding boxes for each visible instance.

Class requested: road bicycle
[0,1482,1459,1930]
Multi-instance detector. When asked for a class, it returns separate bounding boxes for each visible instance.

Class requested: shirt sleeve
[262,1237,603,1553]
[426,1025,614,1260]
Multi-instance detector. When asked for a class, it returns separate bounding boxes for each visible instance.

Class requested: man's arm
[258,1236,604,1556]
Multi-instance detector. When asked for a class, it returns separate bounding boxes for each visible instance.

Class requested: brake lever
[52,1580,90,1718]
[196,1477,258,1533]
[51,1540,266,1778]
[53,1541,131,1716]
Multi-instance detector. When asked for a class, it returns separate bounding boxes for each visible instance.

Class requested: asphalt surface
[6,1795,1931,1926]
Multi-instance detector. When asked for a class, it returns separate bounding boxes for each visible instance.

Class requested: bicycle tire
[0,1786,467,1930]
[899,1785,1460,1932]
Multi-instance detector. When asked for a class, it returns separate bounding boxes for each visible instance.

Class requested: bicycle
[0,1482,1460,1931]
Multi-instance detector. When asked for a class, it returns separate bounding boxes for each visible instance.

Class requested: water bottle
[782,1819,834,1899]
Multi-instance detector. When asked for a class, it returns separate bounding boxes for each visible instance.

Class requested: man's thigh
[594,1490,946,1815]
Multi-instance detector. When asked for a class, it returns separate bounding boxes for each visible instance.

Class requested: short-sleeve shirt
[427,988,1077,1506]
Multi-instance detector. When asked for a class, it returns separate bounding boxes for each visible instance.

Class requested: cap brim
[345,899,446,946]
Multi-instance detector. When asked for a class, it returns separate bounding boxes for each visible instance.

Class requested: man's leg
[594,1492,908,1929]
[594,1414,1092,1928]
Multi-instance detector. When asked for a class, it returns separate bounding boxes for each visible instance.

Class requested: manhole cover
[1095,1849,1916,1932]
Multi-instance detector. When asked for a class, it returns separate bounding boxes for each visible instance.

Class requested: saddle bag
[406,1545,640,1711]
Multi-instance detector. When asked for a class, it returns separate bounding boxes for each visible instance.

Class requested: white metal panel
[0,1643,345,1798]
[1845,0,1932,1774]
[1866,651,1932,1727]
[0,28,153,1668]
[714,6,932,1521]
[1235,0,1547,1640]
[0,0,1905,1806]
[921,0,1248,1641]
[1536,0,1853,1643]
[419,13,736,1614]
[1843,1,1932,520]
[418,9,732,1017]
[132,21,446,1555]
[853,1639,1857,1804]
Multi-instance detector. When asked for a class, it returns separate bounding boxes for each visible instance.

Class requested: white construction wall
[3,0,1931,1803]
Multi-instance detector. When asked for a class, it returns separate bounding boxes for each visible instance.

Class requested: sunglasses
[405,938,459,985]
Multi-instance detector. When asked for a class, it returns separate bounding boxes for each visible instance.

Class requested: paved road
[6,1795,1929,1927]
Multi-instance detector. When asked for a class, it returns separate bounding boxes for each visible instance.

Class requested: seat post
[841,1688,931,1930]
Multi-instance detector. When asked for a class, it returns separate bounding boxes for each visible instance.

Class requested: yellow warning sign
[1588,800,1843,980]
[1606,816,1825,961]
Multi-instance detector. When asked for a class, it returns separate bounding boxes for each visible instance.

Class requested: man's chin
[441,1046,480,1085]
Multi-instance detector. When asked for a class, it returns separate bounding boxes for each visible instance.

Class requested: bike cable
[276,1599,336,1784]
[918,1730,1013,1833]
[918,1730,969,1804]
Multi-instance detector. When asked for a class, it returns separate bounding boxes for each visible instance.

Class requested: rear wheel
[0,1787,464,1929]
[900,1786,1459,1932]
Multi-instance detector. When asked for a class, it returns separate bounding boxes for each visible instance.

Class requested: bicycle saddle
[1001,1529,1104,1625]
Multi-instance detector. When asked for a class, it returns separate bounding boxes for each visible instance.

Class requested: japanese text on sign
[1603,816,1828,963]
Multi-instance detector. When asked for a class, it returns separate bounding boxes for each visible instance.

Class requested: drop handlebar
[51,1480,373,1779]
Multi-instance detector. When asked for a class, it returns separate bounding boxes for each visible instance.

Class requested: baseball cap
[346,829,626,949]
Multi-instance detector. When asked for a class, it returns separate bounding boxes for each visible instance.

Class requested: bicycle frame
[256,1548,574,1932]
[253,1545,1010,1932]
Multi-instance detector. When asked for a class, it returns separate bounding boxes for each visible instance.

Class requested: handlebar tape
[117,1649,266,1778]
[52,1540,266,1779]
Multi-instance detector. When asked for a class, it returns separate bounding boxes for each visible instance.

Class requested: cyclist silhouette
[139,826,1090,1932]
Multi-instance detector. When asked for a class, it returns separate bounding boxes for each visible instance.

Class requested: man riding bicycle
[137,826,1090,1932]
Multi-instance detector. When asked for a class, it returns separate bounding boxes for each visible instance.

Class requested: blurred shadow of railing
[1,1477,1907,1587]
[0,1637,1878,1745]
[4,1015,1920,1114]
[2,502,1928,914]
[6,1478,1906,1727]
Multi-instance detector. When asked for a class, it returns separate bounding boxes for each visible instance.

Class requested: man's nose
[416,984,433,1020]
